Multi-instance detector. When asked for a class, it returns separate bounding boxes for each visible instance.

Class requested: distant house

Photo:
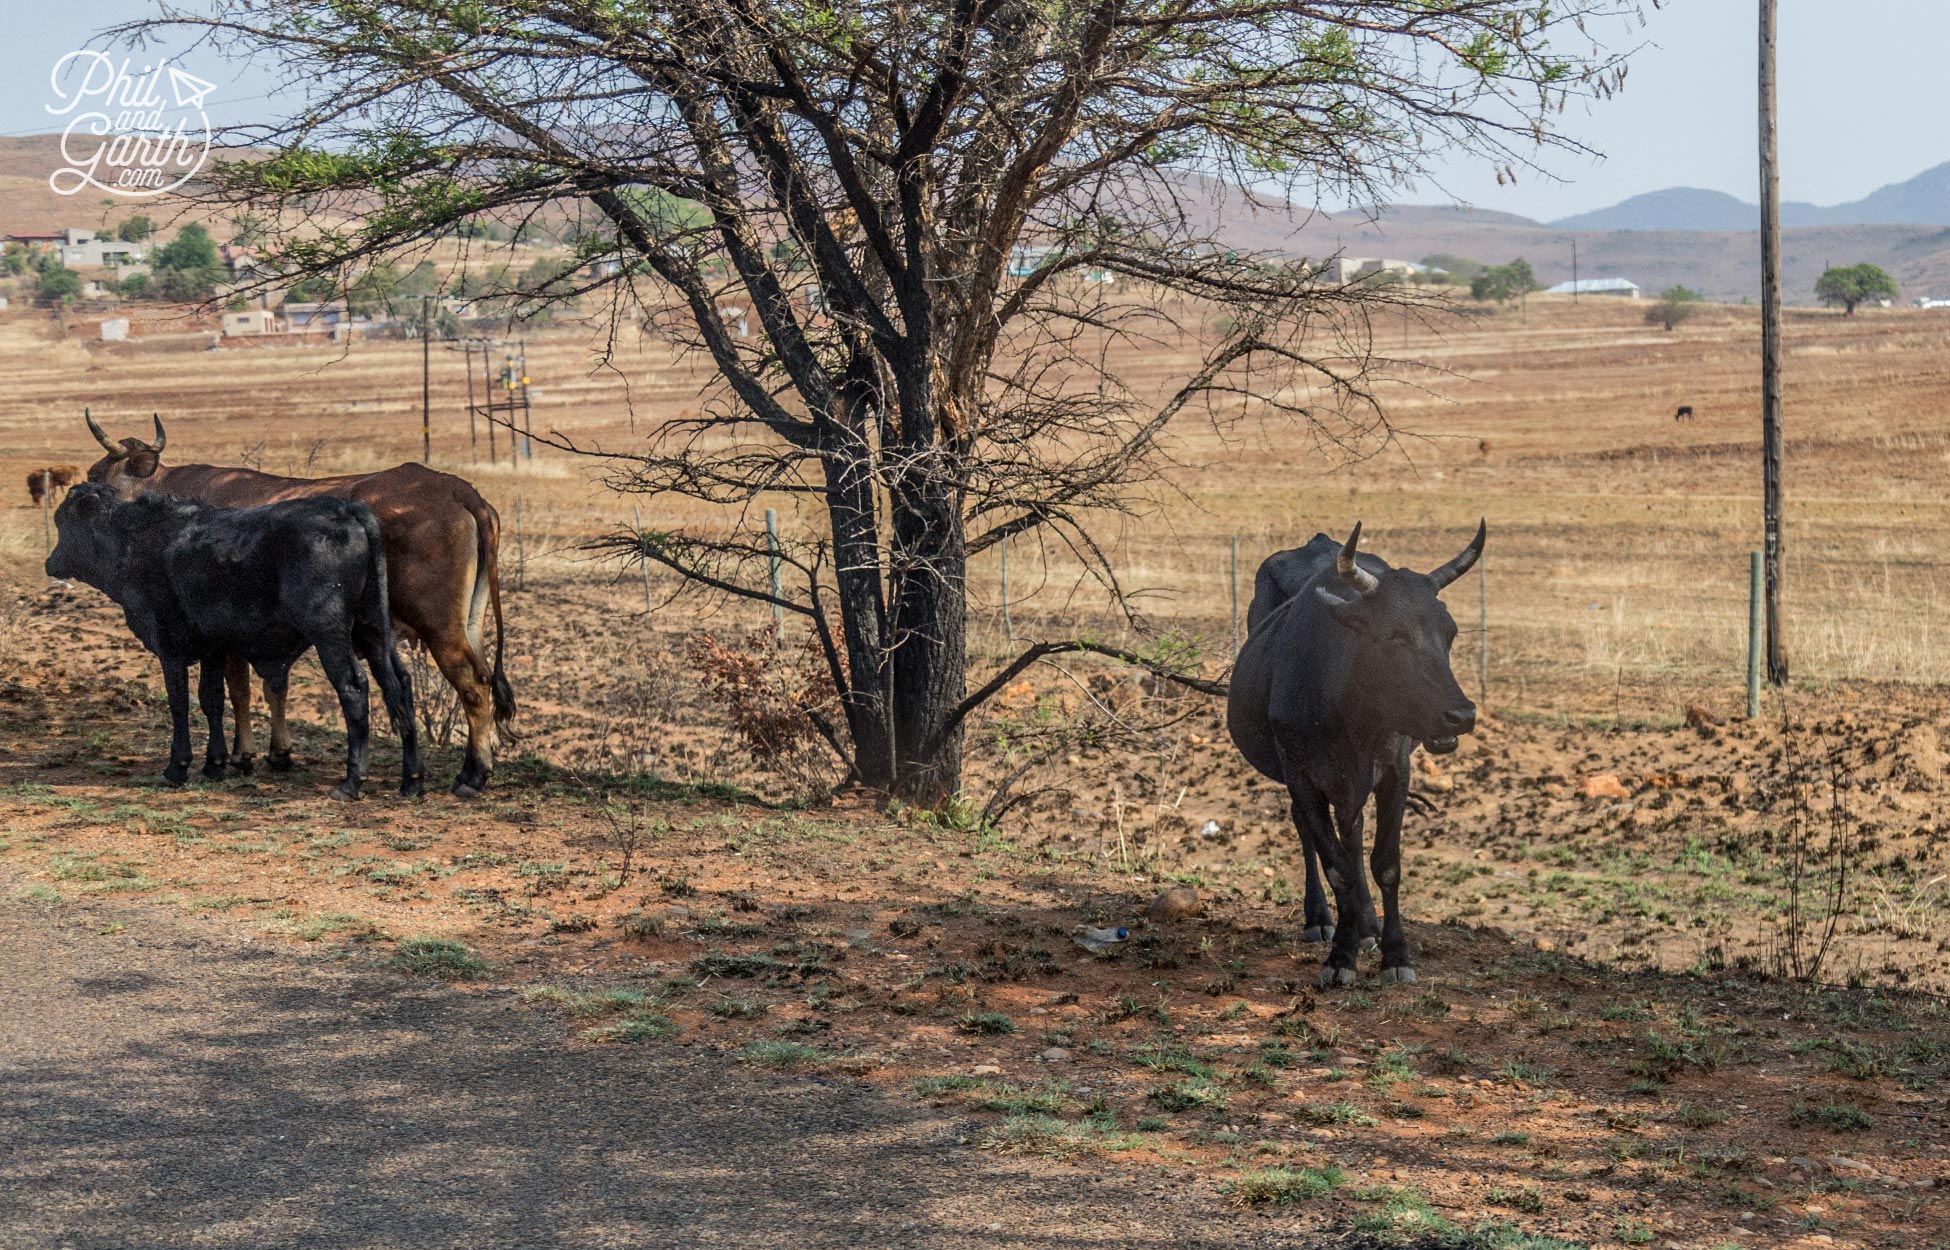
[1007,245,1060,278]
[1545,277,1640,298]
[283,300,347,329]
[1314,256,1416,285]
[222,309,279,336]
[1914,297,1950,309]
[220,244,269,280]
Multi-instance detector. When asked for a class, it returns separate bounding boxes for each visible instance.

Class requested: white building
[1545,277,1640,298]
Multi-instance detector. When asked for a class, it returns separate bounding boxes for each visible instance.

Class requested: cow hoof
[1317,965,1358,989]
[401,776,426,799]
[1360,935,1381,954]
[1301,925,1336,943]
[228,755,255,777]
[452,781,485,800]
[162,765,189,787]
[268,751,295,773]
[1380,966,1418,985]
[329,782,361,802]
[201,760,228,781]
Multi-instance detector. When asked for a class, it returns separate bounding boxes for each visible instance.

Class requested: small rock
[1147,886,1203,924]
[1789,1157,1820,1171]
[1039,1047,1071,1062]
[1582,774,1631,800]
[1826,1155,1876,1175]
[841,928,873,945]
[970,1064,1002,1076]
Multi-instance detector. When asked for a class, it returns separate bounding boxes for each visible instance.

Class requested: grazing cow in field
[47,483,422,799]
[1477,439,1492,462]
[84,413,513,797]
[1674,405,1694,422]
[1228,521,1484,987]
[26,465,80,506]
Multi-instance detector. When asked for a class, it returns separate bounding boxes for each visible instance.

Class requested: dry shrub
[687,628,844,791]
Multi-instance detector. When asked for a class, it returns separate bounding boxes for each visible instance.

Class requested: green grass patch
[1295,1099,1376,1127]
[580,1010,676,1043]
[955,1010,1016,1035]
[388,937,487,980]
[977,1111,1142,1159]
[1149,1076,1227,1112]
[1225,1166,1343,1207]
[739,1040,830,1069]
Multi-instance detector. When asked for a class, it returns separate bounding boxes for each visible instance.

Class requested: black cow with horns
[47,483,423,799]
[1227,521,1485,988]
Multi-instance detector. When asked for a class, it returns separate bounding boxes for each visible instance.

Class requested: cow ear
[1314,585,1369,632]
[126,452,160,479]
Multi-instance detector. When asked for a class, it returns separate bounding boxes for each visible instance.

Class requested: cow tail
[358,506,394,646]
[478,500,518,741]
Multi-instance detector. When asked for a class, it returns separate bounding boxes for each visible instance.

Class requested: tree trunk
[887,468,967,803]
[820,406,896,790]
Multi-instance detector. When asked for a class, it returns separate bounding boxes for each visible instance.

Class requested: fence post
[1230,535,1240,654]
[1747,550,1763,719]
[513,494,526,593]
[1477,554,1488,705]
[765,507,783,638]
[632,504,652,613]
[1000,532,1012,644]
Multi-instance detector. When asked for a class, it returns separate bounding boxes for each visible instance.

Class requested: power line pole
[1759,0,1787,683]
[420,294,432,464]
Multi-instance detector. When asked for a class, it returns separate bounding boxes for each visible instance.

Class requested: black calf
[47,484,422,799]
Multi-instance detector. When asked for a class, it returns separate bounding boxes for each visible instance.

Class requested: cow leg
[316,642,370,801]
[263,669,294,771]
[224,655,255,775]
[1291,810,1335,943]
[159,657,194,787]
[1286,778,1364,988]
[196,660,230,780]
[425,633,493,799]
[358,629,424,798]
[1372,757,1416,983]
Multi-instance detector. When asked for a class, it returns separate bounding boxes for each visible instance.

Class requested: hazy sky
[6,1,1943,223]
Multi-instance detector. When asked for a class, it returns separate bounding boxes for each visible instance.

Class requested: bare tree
[130,0,1641,801]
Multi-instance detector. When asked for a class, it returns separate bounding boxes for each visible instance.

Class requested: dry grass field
[4,292,1949,1248]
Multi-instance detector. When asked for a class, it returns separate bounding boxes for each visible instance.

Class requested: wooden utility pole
[420,294,432,464]
[1759,0,1788,682]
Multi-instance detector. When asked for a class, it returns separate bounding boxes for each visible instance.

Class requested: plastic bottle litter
[1071,925,1129,956]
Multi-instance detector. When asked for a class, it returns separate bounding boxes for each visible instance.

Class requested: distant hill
[1551,162,1950,231]
[1196,199,1950,304]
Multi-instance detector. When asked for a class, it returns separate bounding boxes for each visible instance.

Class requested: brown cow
[84,413,514,797]
[26,465,80,506]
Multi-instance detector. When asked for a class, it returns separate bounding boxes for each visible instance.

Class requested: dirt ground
[3,297,1949,1248]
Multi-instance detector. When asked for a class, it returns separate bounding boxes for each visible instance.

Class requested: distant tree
[155,264,218,302]
[36,265,83,305]
[117,215,156,242]
[1814,263,1898,316]
[1424,253,1485,284]
[0,243,27,276]
[1470,257,1540,304]
[119,272,152,299]
[283,273,337,305]
[149,224,225,301]
[1646,285,1702,331]
[152,224,220,274]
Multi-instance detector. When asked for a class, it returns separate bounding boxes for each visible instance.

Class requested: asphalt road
[0,876,1319,1250]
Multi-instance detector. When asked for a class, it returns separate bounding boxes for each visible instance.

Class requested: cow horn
[149,413,166,454]
[1427,518,1487,591]
[85,408,124,457]
[1338,522,1379,596]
